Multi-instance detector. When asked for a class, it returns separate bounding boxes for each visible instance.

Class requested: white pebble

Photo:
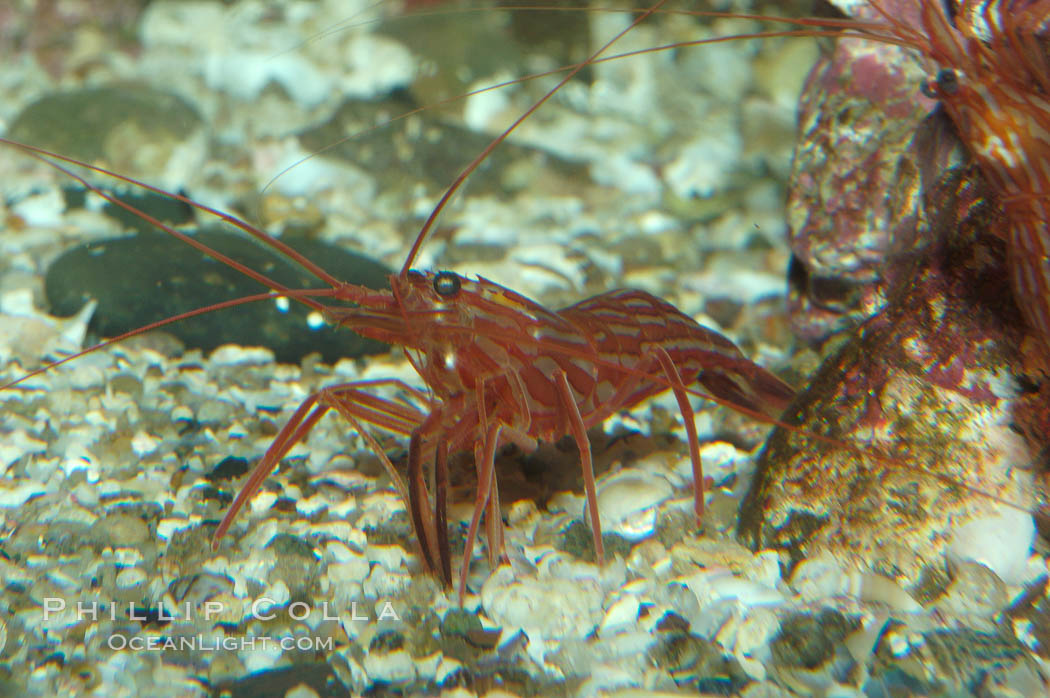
[434,656,464,685]
[591,469,672,541]
[295,494,328,517]
[116,567,147,590]
[362,649,415,684]
[325,541,364,564]
[789,554,846,602]
[130,430,159,457]
[0,482,46,507]
[367,544,407,571]
[308,521,365,549]
[156,516,193,541]
[249,490,278,515]
[854,573,921,613]
[327,558,370,586]
[0,430,46,470]
[362,565,410,598]
[284,683,319,698]
[262,580,291,606]
[481,565,603,640]
[240,635,283,673]
[210,345,275,366]
[682,569,784,608]
[599,595,640,636]
[947,509,1035,586]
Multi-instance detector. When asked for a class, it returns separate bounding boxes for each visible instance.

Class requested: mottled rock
[741,164,1050,588]
[90,512,150,546]
[869,625,1047,696]
[768,609,861,694]
[650,619,750,694]
[784,0,950,344]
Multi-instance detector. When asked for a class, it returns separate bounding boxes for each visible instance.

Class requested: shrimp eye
[935,68,959,95]
[433,271,461,297]
[921,69,959,99]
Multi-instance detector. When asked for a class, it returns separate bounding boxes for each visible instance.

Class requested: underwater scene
[0,0,1047,695]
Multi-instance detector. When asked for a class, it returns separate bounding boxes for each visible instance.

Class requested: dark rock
[7,85,203,179]
[205,456,250,483]
[554,519,631,563]
[771,609,860,671]
[650,624,750,693]
[211,663,350,698]
[298,91,588,202]
[62,185,195,234]
[868,625,1045,695]
[45,228,392,364]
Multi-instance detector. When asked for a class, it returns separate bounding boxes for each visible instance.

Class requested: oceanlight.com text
[105,634,334,652]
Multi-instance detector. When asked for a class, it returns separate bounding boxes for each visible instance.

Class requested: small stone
[156,516,194,541]
[933,560,1009,621]
[327,557,370,586]
[947,510,1035,587]
[788,553,846,602]
[599,595,640,637]
[480,565,603,640]
[362,565,410,598]
[7,85,205,184]
[361,648,415,685]
[284,683,320,698]
[92,513,150,546]
[591,468,673,542]
[366,544,407,571]
[770,609,861,672]
[115,567,147,590]
[130,430,160,457]
[0,483,47,508]
[205,456,250,482]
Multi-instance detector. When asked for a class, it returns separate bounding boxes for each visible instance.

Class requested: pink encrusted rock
[749,1,1050,586]
[742,158,1050,587]
[785,0,940,344]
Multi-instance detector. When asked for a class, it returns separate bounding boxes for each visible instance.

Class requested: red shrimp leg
[484,461,505,568]
[212,380,428,546]
[554,370,604,564]
[212,398,332,544]
[653,346,705,526]
[459,421,504,603]
[408,428,445,583]
[434,442,452,585]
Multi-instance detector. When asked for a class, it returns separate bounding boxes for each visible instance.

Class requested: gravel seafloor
[0,1,1047,696]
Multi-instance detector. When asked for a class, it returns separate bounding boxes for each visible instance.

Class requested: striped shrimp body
[213,252,796,601]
